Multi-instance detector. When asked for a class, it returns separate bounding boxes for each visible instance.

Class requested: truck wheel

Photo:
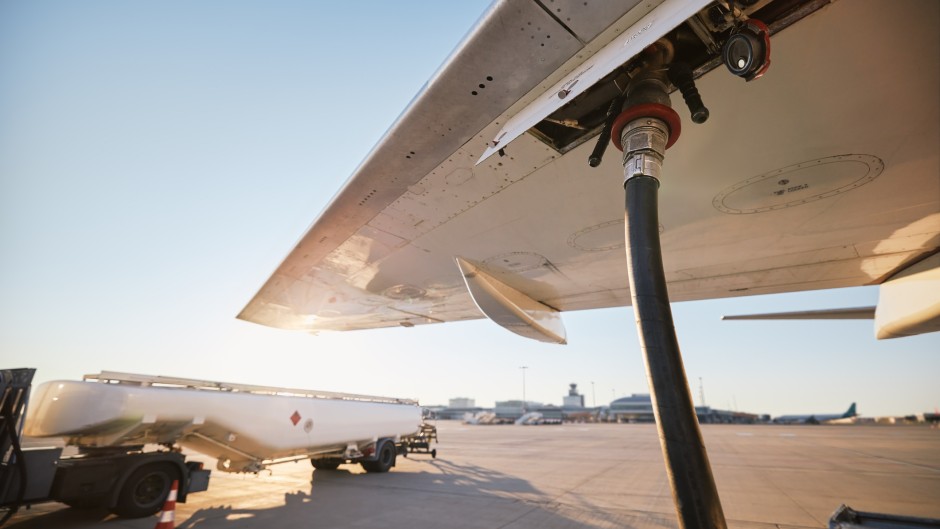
[311,458,341,470]
[112,463,178,518]
[361,441,396,473]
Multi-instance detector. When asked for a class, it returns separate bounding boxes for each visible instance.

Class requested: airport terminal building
[432,385,761,424]
[609,394,760,424]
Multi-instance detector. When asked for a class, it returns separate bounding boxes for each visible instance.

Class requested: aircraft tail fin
[843,402,857,418]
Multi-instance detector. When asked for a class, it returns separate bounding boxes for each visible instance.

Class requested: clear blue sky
[2,1,937,418]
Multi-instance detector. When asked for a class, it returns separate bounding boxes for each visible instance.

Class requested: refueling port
[534,2,794,163]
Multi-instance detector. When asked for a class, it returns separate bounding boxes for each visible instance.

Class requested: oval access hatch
[713,154,884,214]
[568,220,625,252]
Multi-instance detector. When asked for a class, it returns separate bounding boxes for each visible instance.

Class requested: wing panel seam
[533,0,587,45]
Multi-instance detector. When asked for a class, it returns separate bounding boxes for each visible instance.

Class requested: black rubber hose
[668,62,709,124]
[588,94,626,168]
[623,175,726,529]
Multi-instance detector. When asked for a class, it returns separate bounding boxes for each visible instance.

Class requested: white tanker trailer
[27,371,427,473]
[1,369,435,524]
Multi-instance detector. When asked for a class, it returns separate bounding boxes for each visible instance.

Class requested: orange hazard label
[290,411,301,426]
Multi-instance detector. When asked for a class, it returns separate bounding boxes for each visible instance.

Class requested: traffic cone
[154,479,178,529]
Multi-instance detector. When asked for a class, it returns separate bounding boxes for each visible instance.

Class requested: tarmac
[6,422,940,528]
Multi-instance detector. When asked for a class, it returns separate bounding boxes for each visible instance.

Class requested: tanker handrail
[83,371,418,405]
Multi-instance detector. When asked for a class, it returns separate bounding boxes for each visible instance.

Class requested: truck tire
[311,458,342,470]
[111,463,179,518]
[361,441,396,473]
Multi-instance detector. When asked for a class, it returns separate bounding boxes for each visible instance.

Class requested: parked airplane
[237,1,938,528]
[774,403,858,425]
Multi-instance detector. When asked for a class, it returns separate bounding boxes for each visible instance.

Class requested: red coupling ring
[746,19,772,82]
[610,103,682,151]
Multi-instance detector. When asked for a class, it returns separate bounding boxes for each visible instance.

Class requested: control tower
[563,383,584,408]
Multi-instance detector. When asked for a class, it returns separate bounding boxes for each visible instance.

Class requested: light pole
[520,366,528,413]
[591,381,596,408]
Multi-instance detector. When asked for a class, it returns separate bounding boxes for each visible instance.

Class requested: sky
[1,1,937,418]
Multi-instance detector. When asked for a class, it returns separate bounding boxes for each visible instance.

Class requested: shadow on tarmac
[171,458,612,529]
[2,505,114,528]
[6,458,614,528]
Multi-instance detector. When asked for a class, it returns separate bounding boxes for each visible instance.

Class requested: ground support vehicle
[0,368,210,525]
[3,368,430,525]
[829,504,940,529]
[401,423,438,459]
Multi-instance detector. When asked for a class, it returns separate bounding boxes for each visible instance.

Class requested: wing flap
[722,307,876,321]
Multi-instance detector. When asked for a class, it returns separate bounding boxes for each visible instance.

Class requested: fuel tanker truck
[0,368,433,524]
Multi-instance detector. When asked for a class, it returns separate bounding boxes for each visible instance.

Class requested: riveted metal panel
[537,0,648,43]
[269,1,584,280]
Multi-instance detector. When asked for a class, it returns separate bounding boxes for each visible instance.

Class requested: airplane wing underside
[238,0,939,340]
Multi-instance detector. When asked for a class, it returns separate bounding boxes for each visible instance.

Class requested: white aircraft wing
[238,0,940,343]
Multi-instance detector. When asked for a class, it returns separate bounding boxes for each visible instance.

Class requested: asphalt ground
[6,423,940,528]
